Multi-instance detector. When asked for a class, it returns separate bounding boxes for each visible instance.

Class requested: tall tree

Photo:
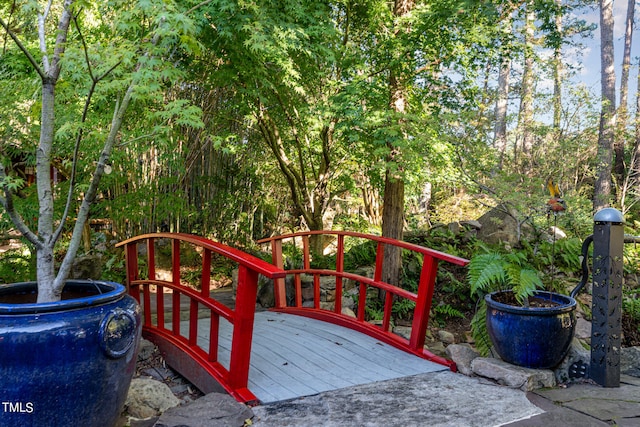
[614,0,635,197]
[494,10,513,168]
[381,0,414,286]
[552,0,563,133]
[0,0,201,301]
[516,0,536,174]
[594,0,616,211]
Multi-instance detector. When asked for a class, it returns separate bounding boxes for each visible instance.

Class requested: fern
[471,302,492,356]
[512,269,543,305]
[468,253,507,297]
[434,303,465,319]
[469,252,543,304]
[468,251,545,353]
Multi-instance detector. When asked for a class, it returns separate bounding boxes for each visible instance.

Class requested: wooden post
[410,255,438,351]
[271,239,287,308]
[228,265,259,390]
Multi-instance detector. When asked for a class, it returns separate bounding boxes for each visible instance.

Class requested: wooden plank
[259,317,426,378]
[183,311,446,404]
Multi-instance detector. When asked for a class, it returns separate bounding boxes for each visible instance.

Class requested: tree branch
[55,84,134,288]
[185,0,215,16]
[0,163,42,249]
[52,16,124,244]
[0,15,45,79]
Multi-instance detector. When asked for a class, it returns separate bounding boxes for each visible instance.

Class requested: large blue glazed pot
[0,280,141,427]
[485,290,577,369]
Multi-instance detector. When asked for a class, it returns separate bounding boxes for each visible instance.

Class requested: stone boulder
[446,344,480,376]
[475,208,526,247]
[70,254,103,279]
[125,377,181,419]
[622,346,640,377]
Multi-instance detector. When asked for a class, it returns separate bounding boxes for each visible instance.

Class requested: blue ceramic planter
[0,280,141,427]
[485,290,576,369]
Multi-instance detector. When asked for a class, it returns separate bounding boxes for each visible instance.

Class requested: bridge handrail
[257,230,469,266]
[116,233,286,404]
[118,232,284,277]
[257,230,469,369]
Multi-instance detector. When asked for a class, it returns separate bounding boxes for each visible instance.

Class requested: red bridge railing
[257,231,469,370]
[116,233,286,404]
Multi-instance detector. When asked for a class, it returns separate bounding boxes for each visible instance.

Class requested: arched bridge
[116,231,469,405]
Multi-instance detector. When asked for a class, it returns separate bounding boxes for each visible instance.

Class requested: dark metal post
[590,207,624,387]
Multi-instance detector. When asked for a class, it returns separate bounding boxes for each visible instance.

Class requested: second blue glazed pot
[485,290,576,369]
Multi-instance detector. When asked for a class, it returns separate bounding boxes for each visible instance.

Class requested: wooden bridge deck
[181,310,447,403]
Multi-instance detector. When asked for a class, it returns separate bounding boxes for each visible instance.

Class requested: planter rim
[0,280,126,314]
[485,289,576,315]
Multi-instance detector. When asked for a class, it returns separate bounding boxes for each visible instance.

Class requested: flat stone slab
[534,380,640,424]
[155,393,254,427]
[471,357,556,391]
[251,371,543,427]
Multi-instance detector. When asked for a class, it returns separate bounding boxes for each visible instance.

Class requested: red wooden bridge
[116,231,469,405]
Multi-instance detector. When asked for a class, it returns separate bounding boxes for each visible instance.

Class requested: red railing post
[302,235,310,269]
[147,239,156,327]
[334,235,344,314]
[228,265,259,391]
[124,243,140,302]
[271,239,287,308]
[172,239,181,335]
[410,255,439,351]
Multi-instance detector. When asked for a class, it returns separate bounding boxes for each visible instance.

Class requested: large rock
[622,346,640,377]
[446,344,480,376]
[125,377,181,419]
[137,338,157,362]
[476,207,527,246]
[574,313,592,342]
[155,393,253,427]
[70,254,103,279]
[471,357,556,391]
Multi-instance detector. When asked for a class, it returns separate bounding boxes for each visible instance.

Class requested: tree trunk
[517,2,535,174]
[614,0,635,198]
[381,0,414,286]
[594,0,616,212]
[552,0,563,134]
[493,47,510,166]
[626,46,640,209]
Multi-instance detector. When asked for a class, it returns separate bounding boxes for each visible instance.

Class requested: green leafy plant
[432,303,465,328]
[0,248,34,284]
[468,251,544,356]
[469,252,543,306]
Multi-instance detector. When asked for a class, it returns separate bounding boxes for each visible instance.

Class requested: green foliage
[342,240,378,271]
[392,298,416,321]
[469,251,543,305]
[0,248,34,284]
[101,253,127,284]
[624,295,640,322]
[471,301,492,356]
[281,243,304,270]
[468,250,544,356]
[432,303,465,328]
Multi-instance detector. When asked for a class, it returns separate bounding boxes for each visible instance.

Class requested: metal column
[590,208,624,387]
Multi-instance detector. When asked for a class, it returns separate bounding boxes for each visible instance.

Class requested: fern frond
[468,253,506,297]
[471,301,491,356]
[512,268,543,305]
